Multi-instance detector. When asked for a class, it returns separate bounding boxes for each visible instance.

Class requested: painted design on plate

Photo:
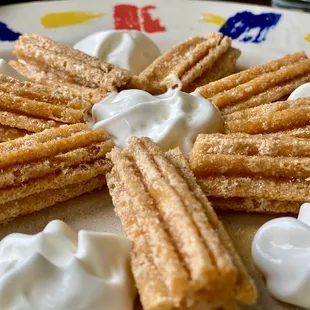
[113,4,166,33]
[40,11,105,28]
[0,22,21,42]
[200,14,226,26]
[305,33,310,43]
[201,11,282,43]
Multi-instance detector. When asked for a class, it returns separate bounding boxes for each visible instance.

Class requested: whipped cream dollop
[74,30,160,74]
[0,59,26,80]
[0,220,135,310]
[252,203,310,309]
[92,88,224,155]
[289,83,310,100]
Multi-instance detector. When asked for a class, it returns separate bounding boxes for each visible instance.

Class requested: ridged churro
[224,98,310,134]
[185,47,241,93]
[271,126,310,139]
[0,123,113,223]
[0,74,90,141]
[12,34,154,98]
[198,52,310,114]
[13,34,130,88]
[0,125,28,141]
[9,60,109,104]
[107,137,256,310]
[139,33,240,93]
[189,133,310,213]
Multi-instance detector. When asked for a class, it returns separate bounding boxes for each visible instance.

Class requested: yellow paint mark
[41,11,105,28]
[305,33,310,43]
[200,13,226,27]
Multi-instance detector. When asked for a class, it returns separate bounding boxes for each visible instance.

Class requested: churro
[12,34,153,97]
[190,133,310,213]
[107,137,256,310]
[185,47,241,93]
[0,125,28,141]
[224,98,310,134]
[271,126,310,139]
[139,33,240,93]
[198,52,310,114]
[0,74,90,141]
[9,60,109,104]
[0,123,113,223]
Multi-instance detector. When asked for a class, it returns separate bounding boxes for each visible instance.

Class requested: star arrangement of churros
[3,27,310,309]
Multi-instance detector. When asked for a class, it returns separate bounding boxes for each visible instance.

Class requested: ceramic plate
[0,0,308,309]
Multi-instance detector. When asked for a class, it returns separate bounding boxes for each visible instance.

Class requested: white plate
[0,0,307,309]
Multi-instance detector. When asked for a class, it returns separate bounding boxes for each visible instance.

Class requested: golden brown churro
[0,74,91,141]
[13,35,130,89]
[9,60,109,104]
[186,47,241,93]
[0,124,113,223]
[224,98,310,134]
[139,33,240,93]
[12,34,155,97]
[198,52,310,114]
[189,134,310,213]
[0,125,28,141]
[107,137,256,310]
[271,126,310,139]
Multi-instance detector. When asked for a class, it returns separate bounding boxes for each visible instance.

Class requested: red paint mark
[141,5,166,33]
[113,5,141,30]
[113,4,166,33]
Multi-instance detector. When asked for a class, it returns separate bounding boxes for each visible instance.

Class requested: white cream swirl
[0,220,135,310]
[252,203,310,309]
[92,88,224,155]
[0,59,26,80]
[74,30,160,74]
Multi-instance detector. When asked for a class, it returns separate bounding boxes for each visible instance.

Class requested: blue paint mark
[0,22,21,42]
[219,11,282,43]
